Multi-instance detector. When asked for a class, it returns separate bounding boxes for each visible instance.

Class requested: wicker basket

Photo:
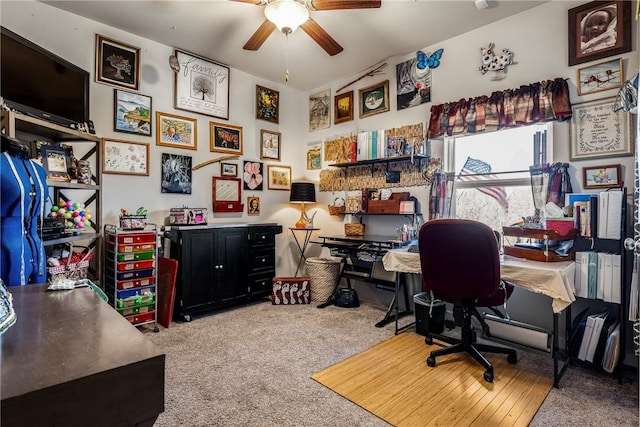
[344,223,365,236]
[305,257,341,302]
[328,197,346,216]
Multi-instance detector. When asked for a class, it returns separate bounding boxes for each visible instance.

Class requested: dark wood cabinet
[167,223,281,321]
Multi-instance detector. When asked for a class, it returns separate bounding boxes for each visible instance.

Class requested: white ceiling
[41,0,549,92]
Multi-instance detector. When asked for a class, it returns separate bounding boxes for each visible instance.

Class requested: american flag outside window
[457,157,509,210]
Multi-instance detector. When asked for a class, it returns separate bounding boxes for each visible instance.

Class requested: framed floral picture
[161,153,192,194]
[243,161,263,191]
[102,138,149,176]
[260,129,281,161]
[173,49,229,120]
[568,0,631,66]
[359,80,390,119]
[334,91,354,124]
[95,35,140,90]
[210,122,243,155]
[256,85,279,124]
[267,165,291,191]
[114,89,152,136]
[156,111,197,150]
[570,97,633,160]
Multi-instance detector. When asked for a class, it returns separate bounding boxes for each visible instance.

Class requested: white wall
[2,1,638,291]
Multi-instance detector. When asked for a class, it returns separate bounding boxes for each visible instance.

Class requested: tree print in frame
[174,49,229,120]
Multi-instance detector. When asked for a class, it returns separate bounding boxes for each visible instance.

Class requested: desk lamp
[289,182,316,229]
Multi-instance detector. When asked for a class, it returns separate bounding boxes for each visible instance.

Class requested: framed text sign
[570,97,633,161]
[174,49,229,120]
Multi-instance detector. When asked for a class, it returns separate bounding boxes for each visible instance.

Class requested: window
[445,123,553,231]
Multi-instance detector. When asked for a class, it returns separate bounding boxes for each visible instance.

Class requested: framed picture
[156,111,197,150]
[568,1,631,66]
[577,58,623,96]
[256,85,279,123]
[396,55,431,110]
[95,35,140,90]
[102,138,149,176]
[243,161,264,191]
[210,122,243,155]
[174,49,229,120]
[247,196,260,215]
[212,177,243,212]
[359,80,390,119]
[260,129,281,161]
[309,88,331,131]
[583,164,622,189]
[114,89,152,136]
[307,142,321,170]
[570,97,633,161]
[267,165,291,191]
[334,91,354,124]
[41,144,71,182]
[161,153,192,194]
[221,162,238,177]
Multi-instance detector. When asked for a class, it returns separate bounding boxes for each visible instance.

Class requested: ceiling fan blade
[243,20,276,51]
[229,0,264,5]
[309,0,381,10]
[300,19,343,56]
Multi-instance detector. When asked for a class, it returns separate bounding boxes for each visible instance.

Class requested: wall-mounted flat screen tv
[1,26,89,128]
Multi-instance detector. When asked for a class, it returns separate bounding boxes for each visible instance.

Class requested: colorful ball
[51,206,59,212]
[58,200,66,208]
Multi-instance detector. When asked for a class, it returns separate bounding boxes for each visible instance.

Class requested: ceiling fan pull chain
[285,32,290,82]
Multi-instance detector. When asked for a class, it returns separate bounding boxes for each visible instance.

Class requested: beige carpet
[312,332,554,427]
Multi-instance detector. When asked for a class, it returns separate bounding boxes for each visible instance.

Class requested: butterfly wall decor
[417,48,444,70]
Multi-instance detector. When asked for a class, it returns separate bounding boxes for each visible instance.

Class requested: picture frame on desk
[583,164,622,189]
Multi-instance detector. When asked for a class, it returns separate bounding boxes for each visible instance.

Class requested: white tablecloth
[382,249,575,313]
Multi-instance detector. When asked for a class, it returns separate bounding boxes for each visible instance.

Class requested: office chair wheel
[507,354,518,364]
[425,337,433,345]
[483,370,494,383]
[426,356,436,367]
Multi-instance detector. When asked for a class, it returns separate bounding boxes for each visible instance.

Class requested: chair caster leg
[425,337,433,345]
[426,356,436,367]
[483,369,494,383]
[508,353,518,364]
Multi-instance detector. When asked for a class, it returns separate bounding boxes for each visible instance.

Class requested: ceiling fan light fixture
[264,0,309,34]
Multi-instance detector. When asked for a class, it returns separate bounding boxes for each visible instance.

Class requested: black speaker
[334,288,360,308]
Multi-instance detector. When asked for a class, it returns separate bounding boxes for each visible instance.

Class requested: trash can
[305,257,341,302]
[414,292,446,336]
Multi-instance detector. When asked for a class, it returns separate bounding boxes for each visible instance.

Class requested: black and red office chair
[417,219,517,382]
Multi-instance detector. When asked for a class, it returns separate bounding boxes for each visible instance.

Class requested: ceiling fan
[231,0,382,56]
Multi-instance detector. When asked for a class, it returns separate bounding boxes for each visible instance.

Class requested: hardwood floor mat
[311,332,553,426]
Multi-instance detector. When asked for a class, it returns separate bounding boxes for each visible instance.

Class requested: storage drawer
[110,267,155,281]
[117,276,155,290]
[117,302,155,316]
[116,251,155,262]
[249,249,275,272]
[125,311,155,325]
[107,241,156,253]
[116,259,155,271]
[249,271,275,294]
[116,286,155,302]
[107,231,155,245]
[249,228,276,248]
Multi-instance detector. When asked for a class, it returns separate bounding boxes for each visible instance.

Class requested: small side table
[290,227,319,276]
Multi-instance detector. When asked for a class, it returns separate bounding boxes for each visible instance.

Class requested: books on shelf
[566,190,623,239]
[577,311,616,365]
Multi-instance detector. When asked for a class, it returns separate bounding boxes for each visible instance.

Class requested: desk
[382,249,575,387]
[314,234,412,328]
[290,227,319,276]
[1,284,165,427]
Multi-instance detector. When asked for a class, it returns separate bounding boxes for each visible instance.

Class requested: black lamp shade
[289,182,316,203]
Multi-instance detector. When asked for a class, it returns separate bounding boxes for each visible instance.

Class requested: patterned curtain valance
[427,77,571,139]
